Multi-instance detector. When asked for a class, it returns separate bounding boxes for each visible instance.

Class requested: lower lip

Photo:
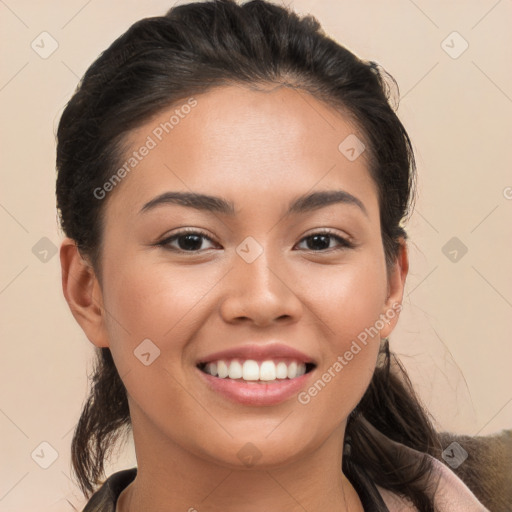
[196,367,315,406]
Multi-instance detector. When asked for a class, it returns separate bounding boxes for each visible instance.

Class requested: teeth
[228,360,243,379]
[217,360,229,378]
[243,360,260,380]
[287,361,297,379]
[259,361,276,381]
[202,359,309,381]
[276,362,288,379]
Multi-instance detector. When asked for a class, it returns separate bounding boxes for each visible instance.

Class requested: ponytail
[71,348,131,498]
[343,339,442,511]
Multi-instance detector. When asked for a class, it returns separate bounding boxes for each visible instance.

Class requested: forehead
[106,83,377,218]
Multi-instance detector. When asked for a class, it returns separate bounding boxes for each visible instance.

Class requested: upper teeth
[202,359,307,381]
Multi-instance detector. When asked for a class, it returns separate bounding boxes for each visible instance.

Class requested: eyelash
[156,228,355,254]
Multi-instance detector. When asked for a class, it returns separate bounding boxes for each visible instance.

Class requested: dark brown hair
[56,1,443,510]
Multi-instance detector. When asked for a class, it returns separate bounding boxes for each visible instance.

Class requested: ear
[59,237,109,348]
[379,238,409,338]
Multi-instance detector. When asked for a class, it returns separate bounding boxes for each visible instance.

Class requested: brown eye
[296,231,354,252]
[158,230,218,252]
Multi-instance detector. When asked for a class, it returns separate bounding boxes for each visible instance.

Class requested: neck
[117,406,364,512]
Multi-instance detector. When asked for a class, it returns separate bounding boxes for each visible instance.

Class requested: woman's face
[74,83,406,469]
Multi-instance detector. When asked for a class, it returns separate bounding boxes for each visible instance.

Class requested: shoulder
[376,453,490,512]
[438,429,512,511]
[427,456,490,511]
[81,468,137,512]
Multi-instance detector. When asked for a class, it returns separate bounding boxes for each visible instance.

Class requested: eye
[157,229,218,252]
[295,230,354,252]
[156,228,354,254]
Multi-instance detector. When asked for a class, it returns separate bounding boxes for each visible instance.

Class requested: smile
[197,358,316,382]
[196,359,317,406]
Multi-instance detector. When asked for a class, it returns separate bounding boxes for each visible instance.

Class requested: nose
[219,246,303,327]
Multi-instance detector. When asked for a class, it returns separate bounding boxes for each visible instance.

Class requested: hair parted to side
[56,1,442,510]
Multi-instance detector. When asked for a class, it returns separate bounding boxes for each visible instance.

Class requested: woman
[56,0,489,510]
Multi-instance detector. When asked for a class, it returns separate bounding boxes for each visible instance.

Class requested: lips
[195,343,318,406]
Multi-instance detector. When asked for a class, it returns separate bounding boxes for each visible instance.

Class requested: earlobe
[59,237,109,348]
[380,239,409,338]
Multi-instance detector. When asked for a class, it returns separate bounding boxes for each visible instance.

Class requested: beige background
[1,0,511,510]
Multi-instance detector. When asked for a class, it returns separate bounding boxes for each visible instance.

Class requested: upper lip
[196,343,317,366]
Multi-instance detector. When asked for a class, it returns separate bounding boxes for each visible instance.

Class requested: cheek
[97,259,219,435]
[299,251,388,342]
[294,254,387,412]
[99,253,227,371]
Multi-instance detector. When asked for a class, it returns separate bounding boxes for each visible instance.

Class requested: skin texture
[60,83,409,512]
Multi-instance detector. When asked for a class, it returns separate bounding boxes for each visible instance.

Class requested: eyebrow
[140,189,368,217]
